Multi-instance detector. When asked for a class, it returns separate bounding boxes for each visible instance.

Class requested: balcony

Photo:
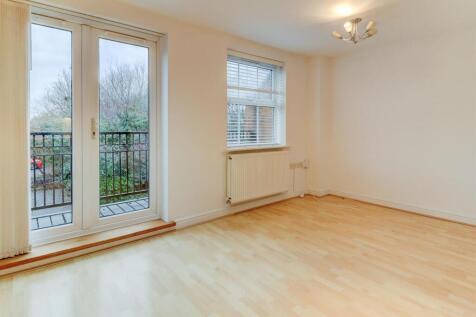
[31,131,149,231]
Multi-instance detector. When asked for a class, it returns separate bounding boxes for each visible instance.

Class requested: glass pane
[99,38,150,218]
[227,60,273,93]
[227,104,276,146]
[29,24,73,230]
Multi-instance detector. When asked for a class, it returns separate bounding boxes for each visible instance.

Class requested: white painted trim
[307,189,330,197]
[325,190,476,226]
[174,208,233,229]
[175,192,301,229]
[19,0,164,39]
[159,37,169,222]
[226,145,289,153]
[228,49,284,67]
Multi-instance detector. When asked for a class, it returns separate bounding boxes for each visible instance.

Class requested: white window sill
[226,145,289,154]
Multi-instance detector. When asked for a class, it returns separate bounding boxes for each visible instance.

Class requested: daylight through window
[227,54,285,147]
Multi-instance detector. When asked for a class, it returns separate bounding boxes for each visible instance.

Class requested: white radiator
[227,151,289,204]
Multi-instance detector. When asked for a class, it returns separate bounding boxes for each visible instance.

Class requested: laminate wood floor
[1,195,475,316]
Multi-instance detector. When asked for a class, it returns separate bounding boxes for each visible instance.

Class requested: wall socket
[290,160,309,169]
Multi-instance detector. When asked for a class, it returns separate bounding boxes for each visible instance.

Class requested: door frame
[30,12,161,246]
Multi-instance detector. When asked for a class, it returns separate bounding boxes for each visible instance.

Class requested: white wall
[311,32,476,223]
[307,56,331,195]
[43,0,312,223]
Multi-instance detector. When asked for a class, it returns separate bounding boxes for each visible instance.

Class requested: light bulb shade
[367,28,377,37]
[366,21,376,31]
[332,31,343,39]
[344,21,353,33]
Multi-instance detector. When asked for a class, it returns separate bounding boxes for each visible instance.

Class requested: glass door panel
[98,38,150,218]
[30,23,73,231]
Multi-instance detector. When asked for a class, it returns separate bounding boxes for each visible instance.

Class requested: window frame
[226,52,286,150]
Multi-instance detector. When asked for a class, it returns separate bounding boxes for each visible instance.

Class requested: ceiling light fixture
[332,18,377,44]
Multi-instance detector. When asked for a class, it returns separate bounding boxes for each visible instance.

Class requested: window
[227,54,285,147]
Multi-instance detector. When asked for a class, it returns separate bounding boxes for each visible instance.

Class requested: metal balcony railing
[30,131,149,210]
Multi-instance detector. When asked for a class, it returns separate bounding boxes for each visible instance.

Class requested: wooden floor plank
[0,219,175,272]
[0,196,475,316]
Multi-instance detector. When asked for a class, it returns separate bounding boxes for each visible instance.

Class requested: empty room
[0,0,475,316]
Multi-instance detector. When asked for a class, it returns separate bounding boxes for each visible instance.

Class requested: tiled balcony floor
[31,198,149,230]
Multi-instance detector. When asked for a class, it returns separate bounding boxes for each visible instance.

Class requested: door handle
[91,118,98,138]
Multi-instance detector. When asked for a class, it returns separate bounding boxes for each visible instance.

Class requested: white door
[82,27,158,230]
[29,14,159,244]
[29,15,83,243]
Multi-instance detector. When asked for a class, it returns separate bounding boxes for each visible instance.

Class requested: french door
[29,14,158,244]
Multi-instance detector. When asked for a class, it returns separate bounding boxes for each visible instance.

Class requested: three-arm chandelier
[332,18,377,44]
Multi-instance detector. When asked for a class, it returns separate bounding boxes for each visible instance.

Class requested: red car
[31,158,43,170]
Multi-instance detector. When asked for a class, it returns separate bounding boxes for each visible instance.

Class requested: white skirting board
[309,189,476,226]
[308,189,330,197]
[175,192,301,229]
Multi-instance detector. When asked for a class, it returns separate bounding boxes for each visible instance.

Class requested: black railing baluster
[132,150,135,192]
[102,152,106,196]
[52,154,56,205]
[126,150,129,193]
[61,154,64,203]
[112,150,115,195]
[42,154,46,207]
[145,149,149,189]
[107,152,110,196]
[119,150,122,193]
[33,155,37,207]
[139,150,143,188]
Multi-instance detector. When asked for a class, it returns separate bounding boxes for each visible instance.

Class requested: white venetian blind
[227,54,285,147]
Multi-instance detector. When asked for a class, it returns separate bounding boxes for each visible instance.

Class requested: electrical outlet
[290,161,308,169]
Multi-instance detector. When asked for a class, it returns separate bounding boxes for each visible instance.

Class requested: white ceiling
[120,0,476,56]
